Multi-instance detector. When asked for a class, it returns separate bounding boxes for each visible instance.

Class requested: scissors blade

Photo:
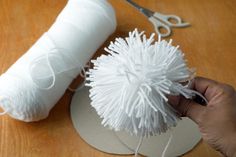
[126,0,154,18]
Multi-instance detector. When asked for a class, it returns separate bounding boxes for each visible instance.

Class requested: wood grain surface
[0,0,235,156]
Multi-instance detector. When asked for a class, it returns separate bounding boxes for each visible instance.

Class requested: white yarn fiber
[86,29,197,137]
[0,0,116,122]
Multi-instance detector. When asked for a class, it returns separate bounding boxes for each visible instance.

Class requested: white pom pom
[86,29,196,137]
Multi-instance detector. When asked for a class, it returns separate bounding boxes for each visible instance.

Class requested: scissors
[126,0,190,37]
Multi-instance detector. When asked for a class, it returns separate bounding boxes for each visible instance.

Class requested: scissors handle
[153,12,190,27]
[149,16,171,37]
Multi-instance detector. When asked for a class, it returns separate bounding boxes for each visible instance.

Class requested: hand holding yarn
[86,29,203,137]
[169,77,236,157]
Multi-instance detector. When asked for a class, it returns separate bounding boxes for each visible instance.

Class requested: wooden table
[0,0,235,156]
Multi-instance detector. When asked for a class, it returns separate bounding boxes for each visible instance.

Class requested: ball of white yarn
[86,29,196,136]
[0,0,116,122]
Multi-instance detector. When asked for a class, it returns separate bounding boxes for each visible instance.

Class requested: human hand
[169,77,236,157]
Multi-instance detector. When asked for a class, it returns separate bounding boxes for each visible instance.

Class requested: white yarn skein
[86,29,199,137]
[0,0,116,122]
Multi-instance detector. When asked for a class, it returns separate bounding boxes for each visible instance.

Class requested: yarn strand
[0,110,7,116]
[0,106,5,116]
[0,96,9,115]
[29,33,89,90]
[161,132,173,157]
[68,63,91,92]
[134,136,143,157]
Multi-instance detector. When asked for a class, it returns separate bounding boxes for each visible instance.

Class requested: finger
[193,77,219,101]
[167,95,180,107]
[170,96,205,124]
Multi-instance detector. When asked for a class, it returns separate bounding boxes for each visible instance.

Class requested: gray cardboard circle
[70,87,201,156]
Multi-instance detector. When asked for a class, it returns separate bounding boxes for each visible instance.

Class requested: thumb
[169,96,206,124]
